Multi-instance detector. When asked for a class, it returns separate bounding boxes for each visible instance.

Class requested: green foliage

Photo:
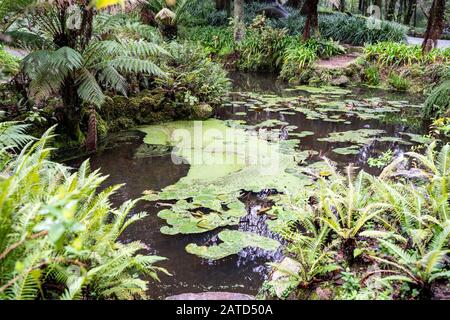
[0,46,20,79]
[0,125,168,300]
[423,80,450,119]
[431,117,450,139]
[158,41,230,104]
[239,4,407,46]
[236,24,290,72]
[0,121,33,149]
[365,42,450,67]
[270,142,449,298]
[388,73,411,91]
[179,26,234,57]
[302,38,346,59]
[363,65,380,86]
[275,221,340,288]
[23,40,166,107]
[280,38,345,81]
[279,44,316,81]
[314,165,388,248]
[368,150,393,168]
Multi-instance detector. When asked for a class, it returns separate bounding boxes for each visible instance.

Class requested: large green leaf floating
[185,230,281,260]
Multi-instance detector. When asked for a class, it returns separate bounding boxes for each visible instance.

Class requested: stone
[192,103,213,119]
[165,292,255,300]
[269,257,301,299]
[315,287,332,300]
[330,75,350,86]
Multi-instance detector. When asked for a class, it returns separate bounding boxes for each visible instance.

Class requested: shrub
[388,73,411,91]
[241,4,407,46]
[423,80,450,119]
[159,41,231,104]
[236,25,290,72]
[179,26,234,56]
[0,46,20,80]
[0,124,168,300]
[365,42,450,66]
[364,65,381,85]
[279,44,317,81]
[302,38,346,58]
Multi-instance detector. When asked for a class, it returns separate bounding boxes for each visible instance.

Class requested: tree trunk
[374,0,383,17]
[234,0,244,42]
[226,0,232,17]
[85,106,97,153]
[140,5,157,26]
[288,0,303,8]
[215,0,227,10]
[403,0,417,25]
[386,0,397,20]
[358,0,364,14]
[302,0,319,40]
[61,79,83,143]
[422,0,445,53]
[340,0,346,12]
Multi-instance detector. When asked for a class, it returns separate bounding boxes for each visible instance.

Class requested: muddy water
[68,72,426,299]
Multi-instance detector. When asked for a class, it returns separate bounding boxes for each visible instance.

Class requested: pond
[68,72,428,299]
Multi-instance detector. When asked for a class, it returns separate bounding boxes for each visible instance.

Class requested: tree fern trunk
[422,0,445,53]
[302,0,319,40]
[86,106,97,153]
[386,0,397,21]
[234,0,244,42]
[61,79,83,143]
[403,0,416,25]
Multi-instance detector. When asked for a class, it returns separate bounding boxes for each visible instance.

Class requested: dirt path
[315,52,361,70]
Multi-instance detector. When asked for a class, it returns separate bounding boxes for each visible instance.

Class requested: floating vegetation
[400,132,433,145]
[134,144,172,158]
[157,198,247,235]
[140,119,316,240]
[285,85,351,95]
[290,131,315,138]
[185,230,281,260]
[332,146,361,155]
[318,129,386,144]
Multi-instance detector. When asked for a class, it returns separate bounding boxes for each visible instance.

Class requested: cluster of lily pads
[138,85,430,262]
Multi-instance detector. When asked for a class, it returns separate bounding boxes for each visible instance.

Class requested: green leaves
[186,230,280,260]
[0,126,167,300]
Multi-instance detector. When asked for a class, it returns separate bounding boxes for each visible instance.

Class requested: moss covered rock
[192,103,213,119]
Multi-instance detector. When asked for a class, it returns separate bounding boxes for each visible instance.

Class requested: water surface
[69,72,426,299]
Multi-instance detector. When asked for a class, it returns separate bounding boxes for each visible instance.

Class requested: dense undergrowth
[213,3,408,46]
[261,143,450,300]
[0,123,168,299]
[0,0,449,302]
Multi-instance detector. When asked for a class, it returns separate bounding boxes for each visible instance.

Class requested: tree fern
[0,121,33,149]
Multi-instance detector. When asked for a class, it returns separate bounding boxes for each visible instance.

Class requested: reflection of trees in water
[229,72,289,94]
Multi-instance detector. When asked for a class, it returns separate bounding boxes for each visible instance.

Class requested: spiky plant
[272,223,340,290]
[314,162,390,261]
[0,124,168,300]
[363,223,449,298]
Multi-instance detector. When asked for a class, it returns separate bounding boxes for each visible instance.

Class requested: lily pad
[332,146,361,155]
[185,230,281,260]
